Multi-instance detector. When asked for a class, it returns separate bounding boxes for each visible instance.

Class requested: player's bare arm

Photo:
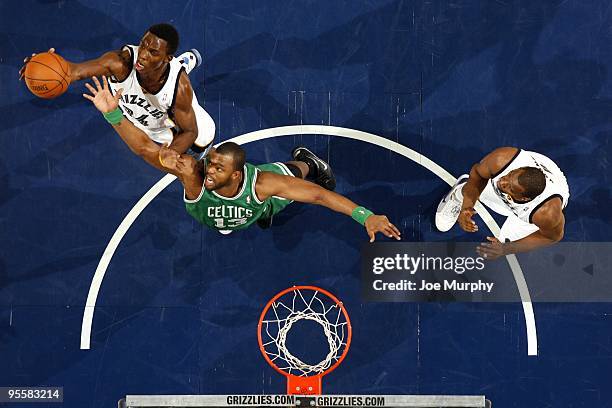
[20,48,130,83]
[506,198,564,247]
[68,50,131,82]
[82,75,179,175]
[173,155,205,200]
[255,171,401,242]
[458,147,519,232]
[532,198,565,240]
[477,198,564,259]
[165,72,198,154]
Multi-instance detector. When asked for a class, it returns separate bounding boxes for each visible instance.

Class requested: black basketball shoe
[292,146,336,191]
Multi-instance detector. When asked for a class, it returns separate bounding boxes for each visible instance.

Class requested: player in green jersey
[182,151,316,233]
[83,76,402,242]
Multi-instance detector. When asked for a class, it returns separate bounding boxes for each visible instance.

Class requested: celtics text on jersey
[184,162,295,232]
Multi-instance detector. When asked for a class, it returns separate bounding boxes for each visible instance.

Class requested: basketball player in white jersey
[19,23,215,171]
[435,147,570,259]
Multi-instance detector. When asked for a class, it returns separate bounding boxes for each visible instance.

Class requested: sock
[190,144,205,153]
[299,157,318,178]
[284,163,303,179]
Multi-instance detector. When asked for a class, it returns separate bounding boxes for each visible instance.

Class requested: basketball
[24,52,71,99]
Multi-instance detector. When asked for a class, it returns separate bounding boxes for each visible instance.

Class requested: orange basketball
[24,52,71,99]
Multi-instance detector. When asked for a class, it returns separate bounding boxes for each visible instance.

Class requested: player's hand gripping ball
[23,51,71,99]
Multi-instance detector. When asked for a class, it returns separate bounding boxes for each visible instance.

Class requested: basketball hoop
[257,286,352,395]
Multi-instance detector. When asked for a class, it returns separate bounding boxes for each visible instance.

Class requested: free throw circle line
[80,125,537,355]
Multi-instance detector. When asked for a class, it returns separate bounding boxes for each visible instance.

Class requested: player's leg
[186,95,216,160]
[291,147,336,191]
[283,161,309,179]
[177,48,202,75]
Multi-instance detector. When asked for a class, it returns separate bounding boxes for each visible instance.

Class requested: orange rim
[257,285,352,380]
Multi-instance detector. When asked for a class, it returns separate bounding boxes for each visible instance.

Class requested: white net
[260,288,350,377]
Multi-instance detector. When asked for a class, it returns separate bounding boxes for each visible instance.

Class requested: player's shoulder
[255,169,279,183]
[482,146,520,173]
[530,196,565,237]
[173,70,194,107]
[99,49,131,73]
[118,48,133,65]
[531,195,563,225]
[255,169,289,192]
[177,69,193,90]
[98,48,130,63]
[253,169,274,199]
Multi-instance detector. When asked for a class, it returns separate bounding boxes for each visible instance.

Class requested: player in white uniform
[435,147,570,259]
[107,43,214,155]
[19,23,214,170]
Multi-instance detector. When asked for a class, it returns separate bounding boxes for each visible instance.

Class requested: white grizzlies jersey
[488,149,570,224]
[108,45,185,145]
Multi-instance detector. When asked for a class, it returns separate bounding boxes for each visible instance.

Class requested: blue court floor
[2,1,612,407]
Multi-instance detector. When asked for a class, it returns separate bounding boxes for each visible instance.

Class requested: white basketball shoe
[435,175,469,232]
[177,48,202,74]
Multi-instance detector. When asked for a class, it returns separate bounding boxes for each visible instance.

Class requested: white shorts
[471,183,540,242]
[142,93,215,149]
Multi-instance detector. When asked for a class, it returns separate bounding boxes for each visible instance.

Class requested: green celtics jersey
[184,162,294,232]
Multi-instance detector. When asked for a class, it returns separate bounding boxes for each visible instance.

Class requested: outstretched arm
[20,48,129,83]
[82,75,178,175]
[69,50,130,82]
[255,171,401,242]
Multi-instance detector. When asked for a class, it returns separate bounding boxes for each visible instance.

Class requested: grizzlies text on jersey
[108,45,215,147]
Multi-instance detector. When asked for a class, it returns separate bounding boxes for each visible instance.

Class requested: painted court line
[80,125,537,355]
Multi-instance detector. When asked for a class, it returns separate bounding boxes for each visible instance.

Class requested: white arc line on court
[80,125,538,355]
